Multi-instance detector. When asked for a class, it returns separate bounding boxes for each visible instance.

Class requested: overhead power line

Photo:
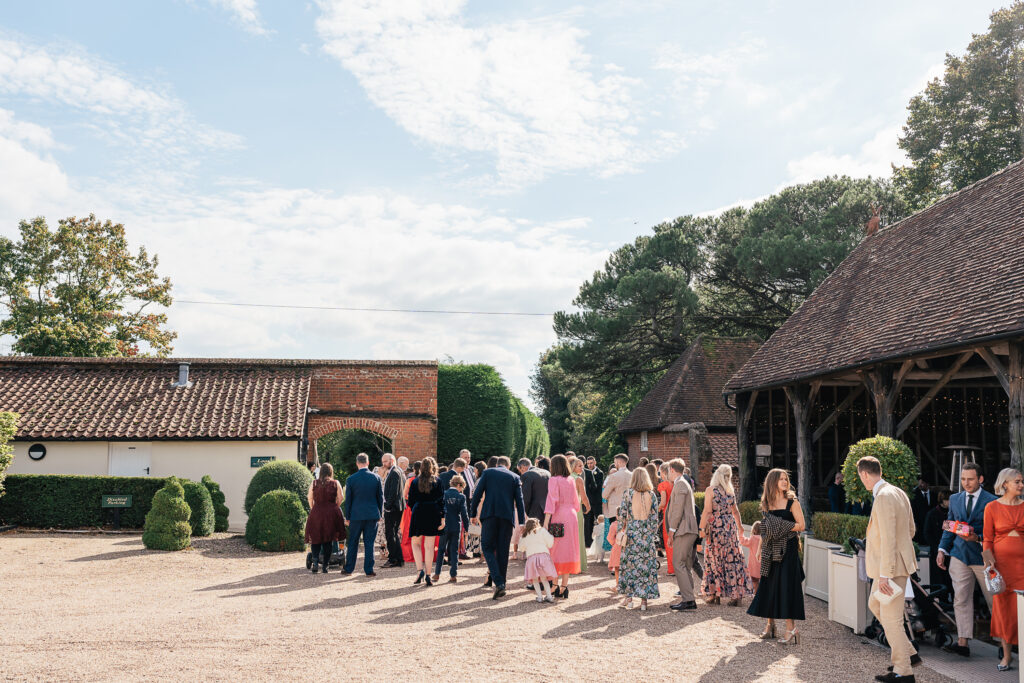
[175,299,556,317]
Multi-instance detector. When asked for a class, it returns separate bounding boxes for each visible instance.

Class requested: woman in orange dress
[657,463,674,575]
[983,467,1024,672]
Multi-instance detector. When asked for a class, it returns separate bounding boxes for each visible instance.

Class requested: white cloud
[315,0,679,188]
[0,109,76,221]
[208,0,270,36]
[786,126,907,184]
[653,39,768,108]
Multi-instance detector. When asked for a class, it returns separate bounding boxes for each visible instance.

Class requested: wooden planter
[828,549,870,633]
[803,536,841,601]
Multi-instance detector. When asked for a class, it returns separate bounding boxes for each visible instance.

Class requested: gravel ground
[0,531,954,683]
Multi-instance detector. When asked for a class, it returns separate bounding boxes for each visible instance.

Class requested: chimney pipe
[174,362,192,388]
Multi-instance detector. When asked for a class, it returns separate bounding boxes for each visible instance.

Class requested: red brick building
[618,337,759,487]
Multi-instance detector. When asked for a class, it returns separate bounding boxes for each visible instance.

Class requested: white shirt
[873,478,887,497]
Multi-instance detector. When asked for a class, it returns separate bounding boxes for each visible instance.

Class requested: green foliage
[0,412,16,499]
[437,364,549,461]
[894,4,1024,209]
[0,474,169,528]
[739,500,762,526]
[841,436,919,505]
[245,489,307,552]
[181,479,215,537]
[142,477,191,551]
[0,215,175,356]
[694,492,704,516]
[811,511,871,554]
[319,430,390,483]
[843,516,870,554]
[244,460,313,515]
[201,475,230,532]
[530,348,571,453]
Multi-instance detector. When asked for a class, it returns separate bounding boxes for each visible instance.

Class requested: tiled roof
[0,357,311,440]
[708,432,739,467]
[618,337,760,432]
[726,159,1024,392]
[0,356,433,367]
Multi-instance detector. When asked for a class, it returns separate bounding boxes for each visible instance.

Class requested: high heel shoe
[778,629,800,645]
[759,625,776,640]
[414,570,424,585]
[561,587,569,599]
[425,574,433,587]
[552,587,563,599]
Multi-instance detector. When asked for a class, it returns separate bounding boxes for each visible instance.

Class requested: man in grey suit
[602,453,631,521]
[665,458,699,611]
[518,457,550,520]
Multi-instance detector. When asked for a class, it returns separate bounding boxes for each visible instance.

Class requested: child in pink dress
[739,521,763,591]
[606,520,623,595]
[520,518,557,603]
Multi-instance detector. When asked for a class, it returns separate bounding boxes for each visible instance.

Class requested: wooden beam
[812,385,865,442]
[862,365,897,437]
[784,384,813,519]
[895,351,974,437]
[1010,341,1024,470]
[736,391,758,502]
[977,346,1011,395]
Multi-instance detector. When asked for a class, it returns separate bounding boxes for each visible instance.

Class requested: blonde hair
[450,475,466,489]
[994,468,1023,496]
[710,464,734,496]
[630,467,654,493]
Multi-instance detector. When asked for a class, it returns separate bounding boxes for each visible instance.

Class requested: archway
[316,428,394,481]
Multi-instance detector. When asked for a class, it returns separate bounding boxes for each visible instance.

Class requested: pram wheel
[932,629,951,648]
[305,551,313,570]
[877,631,888,647]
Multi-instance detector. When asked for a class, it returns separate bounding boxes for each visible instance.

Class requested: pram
[849,538,956,650]
[305,541,345,569]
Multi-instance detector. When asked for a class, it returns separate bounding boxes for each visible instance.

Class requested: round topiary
[841,435,920,505]
[181,479,215,537]
[142,477,192,551]
[244,460,313,515]
[245,489,307,552]
[202,475,230,532]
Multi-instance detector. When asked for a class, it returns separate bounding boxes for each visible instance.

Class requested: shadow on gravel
[189,535,258,559]
[198,566,335,598]
[70,549,145,562]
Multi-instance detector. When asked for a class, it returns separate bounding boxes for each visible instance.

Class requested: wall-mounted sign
[28,444,46,460]
[101,494,132,508]
[251,456,275,468]
[755,444,772,456]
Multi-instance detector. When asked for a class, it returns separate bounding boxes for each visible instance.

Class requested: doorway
[108,442,152,477]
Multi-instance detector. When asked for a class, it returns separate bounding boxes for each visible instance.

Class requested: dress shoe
[458,554,470,560]
[886,654,922,672]
[448,576,457,583]
[492,586,506,600]
[874,674,914,682]
[670,601,697,611]
[942,644,969,657]
[365,572,377,577]
[340,570,353,576]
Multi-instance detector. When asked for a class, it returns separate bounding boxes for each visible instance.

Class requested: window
[640,430,649,451]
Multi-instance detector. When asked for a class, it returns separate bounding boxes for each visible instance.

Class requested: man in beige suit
[602,453,631,520]
[665,458,699,611]
[857,456,919,683]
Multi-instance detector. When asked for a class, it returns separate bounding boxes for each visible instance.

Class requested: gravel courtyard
[0,532,954,683]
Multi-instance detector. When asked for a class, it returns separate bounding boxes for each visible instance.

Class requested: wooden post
[784,384,813,517]
[862,360,914,438]
[736,391,758,502]
[1010,341,1024,470]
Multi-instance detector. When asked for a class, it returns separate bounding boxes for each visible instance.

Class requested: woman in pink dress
[543,454,581,599]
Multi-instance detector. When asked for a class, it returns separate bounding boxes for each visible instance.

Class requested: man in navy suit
[343,452,384,576]
[470,455,526,599]
[937,462,997,657]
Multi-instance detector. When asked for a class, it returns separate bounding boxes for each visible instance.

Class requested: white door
[108,443,152,477]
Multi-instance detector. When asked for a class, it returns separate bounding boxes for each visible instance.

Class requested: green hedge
[812,511,871,553]
[0,474,169,528]
[182,480,215,537]
[143,477,192,551]
[202,475,230,532]
[244,460,312,515]
[437,364,549,461]
[245,489,307,552]
[692,493,760,526]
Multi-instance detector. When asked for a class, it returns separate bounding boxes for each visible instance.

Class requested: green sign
[251,456,275,468]
[101,494,132,508]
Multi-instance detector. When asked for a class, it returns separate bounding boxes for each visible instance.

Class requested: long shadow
[198,567,347,598]
[189,535,260,559]
[695,635,792,682]
[70,549,145,562]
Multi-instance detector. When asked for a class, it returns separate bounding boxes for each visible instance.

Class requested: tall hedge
[201,475,230,532]
[0,412,16,499]
[437,364,549,461]
[181,479,215,537]
[0,474,169,528]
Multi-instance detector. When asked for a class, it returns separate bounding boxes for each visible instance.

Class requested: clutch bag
[985,566,1006,594]
[549,523,565,538]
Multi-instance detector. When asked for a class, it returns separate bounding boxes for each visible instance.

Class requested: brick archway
[309,417,399,442]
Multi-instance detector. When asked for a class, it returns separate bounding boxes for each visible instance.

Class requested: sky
[0,0,1009,408]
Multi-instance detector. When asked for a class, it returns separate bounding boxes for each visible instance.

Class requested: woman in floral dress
[699,464,753,606]
[616,467,660,611]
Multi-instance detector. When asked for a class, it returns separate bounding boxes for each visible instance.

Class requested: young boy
[433,475,470,583]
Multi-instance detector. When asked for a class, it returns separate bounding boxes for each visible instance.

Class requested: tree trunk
[784,384,813,518]
[863,366,896,437]
[1010,341,1024,470]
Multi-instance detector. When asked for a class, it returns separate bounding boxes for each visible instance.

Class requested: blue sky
[0,1,1007,406]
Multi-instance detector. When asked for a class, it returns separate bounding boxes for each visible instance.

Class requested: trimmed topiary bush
[244,460,313,515]
[694,491,704,515]
[142,477,192,551]
[182,480,215,537]
[202,475,230,532]
[841,435,919,506]
[245,489,307,552]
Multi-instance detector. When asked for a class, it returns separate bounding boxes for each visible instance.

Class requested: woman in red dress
[983,467,1024,671]
[400,462,419,563]
[657,463,674,575]
[304,463,345,573]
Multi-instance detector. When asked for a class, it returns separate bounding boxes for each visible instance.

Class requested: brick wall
[624,430,691,469]
[306,363,437,463]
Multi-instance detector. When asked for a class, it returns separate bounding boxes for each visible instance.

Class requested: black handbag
[549,522,565,538]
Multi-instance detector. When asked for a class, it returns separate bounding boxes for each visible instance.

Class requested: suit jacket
[602,468,631,516]
[470,467,526,524]
[865,481,917,580]
[585,467,604,511]
[938,488,996,566]
[520,467,550,520]
[440,488,470,534]
[665,477,699,537]
[383,466,406,514]
[344,468,384,521]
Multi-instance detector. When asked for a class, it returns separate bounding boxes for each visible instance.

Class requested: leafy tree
[529,347,572,454]
[894,3,1024,209]
[0,412,16,498]
[0,215,175,356]
[318,429,391,482]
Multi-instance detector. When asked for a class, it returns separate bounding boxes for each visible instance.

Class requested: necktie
[966,494,974,519]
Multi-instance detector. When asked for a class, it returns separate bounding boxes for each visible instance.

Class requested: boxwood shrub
[182,479,215,537]
[245,489,307,552]
[811,511,872,554]
[202,475,230,532]
[739,500,762,526]
[244,460,313,515]
[841,435,919,505]
[142,477,192,551]
[0,474,169,528]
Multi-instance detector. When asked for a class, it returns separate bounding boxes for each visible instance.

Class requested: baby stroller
[305,541,345,569]
[849,538,956,650]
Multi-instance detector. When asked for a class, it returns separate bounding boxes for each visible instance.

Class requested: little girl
[519,518,557,603]
[591,514,607,563]
[606,519,622,595]
[739,521,763,592]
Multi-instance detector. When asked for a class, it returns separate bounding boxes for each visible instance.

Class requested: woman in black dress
[408,456,444,586]
[747,468,806,645]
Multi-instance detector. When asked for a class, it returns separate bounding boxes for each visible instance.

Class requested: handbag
[985,565,1006,595]
[549,522,565,538]
[615,530,629,548]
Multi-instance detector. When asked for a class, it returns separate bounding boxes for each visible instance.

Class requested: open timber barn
[724,160,1024,510]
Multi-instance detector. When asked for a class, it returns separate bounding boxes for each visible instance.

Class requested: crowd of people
[302,450,1024,683]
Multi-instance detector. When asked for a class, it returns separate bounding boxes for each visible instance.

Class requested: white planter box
[804,536,841,601]
[828,550,870,634]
